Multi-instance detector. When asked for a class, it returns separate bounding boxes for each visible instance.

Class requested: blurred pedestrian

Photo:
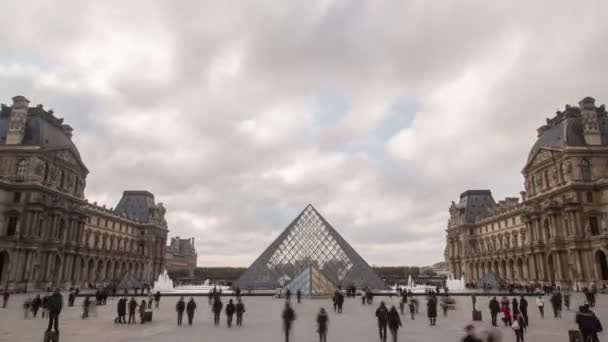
[388,305,402,342]
[282,302,296,342]
[317,308,328,342]
[236,299,246,326]
[376,301,389,342]
[186,297,197,325]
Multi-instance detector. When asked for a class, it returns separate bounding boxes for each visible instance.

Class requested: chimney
[6,96,30,145]
[580,97,602,145]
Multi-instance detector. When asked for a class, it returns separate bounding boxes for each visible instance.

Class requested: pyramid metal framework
[236,205,386,290]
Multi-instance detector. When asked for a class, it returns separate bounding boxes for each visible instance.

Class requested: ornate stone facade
[445,97,608,289]
[0,96,168,291]
[165,237,197,276]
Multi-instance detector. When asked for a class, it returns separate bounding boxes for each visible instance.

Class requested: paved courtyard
[0,293,603,342]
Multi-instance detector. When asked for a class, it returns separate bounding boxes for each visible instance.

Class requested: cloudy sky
[1,1,607,267]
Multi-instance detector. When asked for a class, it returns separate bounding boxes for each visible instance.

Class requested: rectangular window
[512,217,516,225]
[6,216,18,236]
[590,217,600,235]
[586,191,593,203]
[13,192,21,203]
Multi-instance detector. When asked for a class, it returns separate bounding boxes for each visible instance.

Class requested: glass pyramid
[236,205,386,290]
[284,266,337,296]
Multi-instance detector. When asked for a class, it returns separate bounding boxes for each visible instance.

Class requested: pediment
[524,148,559,171]
[48,148,89,173]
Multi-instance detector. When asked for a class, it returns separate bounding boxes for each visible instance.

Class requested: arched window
[582,158,591,181]
[16,159,26,181]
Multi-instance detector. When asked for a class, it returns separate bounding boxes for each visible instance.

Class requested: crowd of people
[1,284,605,341]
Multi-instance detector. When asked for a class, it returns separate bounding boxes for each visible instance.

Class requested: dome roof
[527,101,608,163]
[0,104,86,168]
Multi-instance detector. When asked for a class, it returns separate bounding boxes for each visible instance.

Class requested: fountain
[153,269,175,292]
[445,274,467,292]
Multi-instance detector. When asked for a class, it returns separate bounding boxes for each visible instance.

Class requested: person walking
[236,299,245,326]
[387,305,402,342]
[489,297,500,327]
[285,289,291,302]
[2,289,9,308]
[512,298,519,316]
[501,304,512,327]
[317,308,329,342]
[128,297,138,324]
[519,296,528,328]
[427,294,438,326]
[154,291,161,308]
[576,304,602,342]
[186,297,196,325]
[471,294,477,311]
[226,299,235,327]
[212,297,223,326]
[41,294,49,318]
[176,297,185,326]
[32,295,42,318]
[139,299,147,324]
[399,296,405,315]
[117,297,127,323]
[550,291,562,318]
[512,312,526,342]
[81,296,91,319]
[336,291,344,314]
[46,289,63,334]
[564,291,571,311]
[536,296,544,318]
[23,297,32,319]
[282,302,296,342]
[296,289,302,304]
[375,301,389,342]
[408,299,416,320]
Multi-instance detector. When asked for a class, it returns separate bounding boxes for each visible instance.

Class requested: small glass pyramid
[236,205,386,290]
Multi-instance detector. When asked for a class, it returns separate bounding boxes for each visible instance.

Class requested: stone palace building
[165,237,197,277]
[0,95,195,291]
[446,96,608,289]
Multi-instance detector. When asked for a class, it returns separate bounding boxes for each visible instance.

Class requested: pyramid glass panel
[236,205,386,290]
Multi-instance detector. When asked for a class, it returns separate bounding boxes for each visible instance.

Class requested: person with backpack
[316,308,329,342]
[282,302,296,342]
[186,297,197,325]
[226,299,236,327]
[576,304,602,342]
[176,297,185,326]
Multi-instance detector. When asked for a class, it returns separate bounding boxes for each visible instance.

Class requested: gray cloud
[1,0,607,266]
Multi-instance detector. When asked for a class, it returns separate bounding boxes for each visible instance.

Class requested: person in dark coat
[375,301,389,342]
[519,296,529,328]
[388,306,402,342]
[512,298,520,316]
[489,297,500,327]
[576,304,602,342]
[176,297,185,326]
[212,297,223,326]
[81,296,91,319]
[116,297,127,324]
[512,312,525,342]
[550,291,562,318]
[32,295,42,318]
[317,308,329,342]
[427,294,438,326]
[471,294,477,311]
[296,289,302,303]
[336,291,344,314]
[128,297,138,324]
[236,299,246,326]
[186,297,196,325]
[139,300,146,324]
[226,299,236,327]
[46,289,63,333]
[282,302,296,342]
[154,291,161,308]
[285,289,291,302]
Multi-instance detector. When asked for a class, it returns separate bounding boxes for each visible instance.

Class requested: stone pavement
[0,293,603,342]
